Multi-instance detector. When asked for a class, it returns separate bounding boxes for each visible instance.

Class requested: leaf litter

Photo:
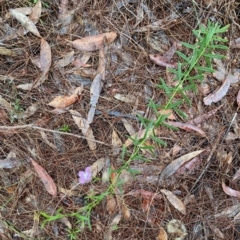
[1,1,240,239]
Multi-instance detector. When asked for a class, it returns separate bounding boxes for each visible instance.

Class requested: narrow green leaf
[176,51,190,62]
[181,42,196,49]
[195,66,215,73]
[208,44,228,50]
[203,53,225,59]
[173,107,188,119]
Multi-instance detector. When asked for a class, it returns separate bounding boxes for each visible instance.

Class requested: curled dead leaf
[204,78,230,105]
[222,180,240,199]
[48,86,83,108]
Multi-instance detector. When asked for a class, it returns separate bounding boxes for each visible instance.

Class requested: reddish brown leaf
[167,121,206,137]
[222,180,240,199]
[30,158,57,196]
[204,78,230,105]
[237,89,240,108]
[156,227,168,240]
[71,32,117,52]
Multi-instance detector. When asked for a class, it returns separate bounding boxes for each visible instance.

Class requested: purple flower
[78,167,92,184]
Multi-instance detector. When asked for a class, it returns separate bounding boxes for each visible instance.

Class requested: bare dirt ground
[0,0,240,239]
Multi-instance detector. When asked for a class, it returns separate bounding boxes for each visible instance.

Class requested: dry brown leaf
[171,144,182,157]
[72,53,91,68]
[17,39,51,90]
[121,118,136,136]
[30,158,57,196]
[114,93,136,103]
[40,38,52,74]
[29,0,42,23]
[71,32,117,52]
[97,47,106,78]
[215,204,240,218]
[106,195,117,215]
[209,224,225,239]
[159,150,204,184]
[156,227,168,240]
[167,121,206,137]
[48,86,83,108]
[10,9,40,37]
[161,189,186,215]
[70,109,96,151]
[112,130,122,155]
[54,51,75,68]
[5,7,32,19]
[204,78,230,105]
[89,157,109,178]
[237,89,240,107]
[222,180,240,199]
[40,131,58,150]
[87,73,102,124]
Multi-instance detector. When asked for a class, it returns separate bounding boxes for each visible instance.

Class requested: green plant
[12,98,23,112]
[40,21,229,234]
[58,124,71,132]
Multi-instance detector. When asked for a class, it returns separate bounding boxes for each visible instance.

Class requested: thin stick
[0,124,108,145]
